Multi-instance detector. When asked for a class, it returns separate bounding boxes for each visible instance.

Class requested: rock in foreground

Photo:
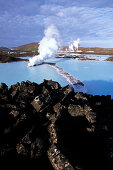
[0,80,113,170]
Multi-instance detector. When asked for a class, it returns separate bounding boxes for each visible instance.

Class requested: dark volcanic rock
[48,144,74,170]
[0,55,28,63]
[106,56,113,61]
[0,80,113,170]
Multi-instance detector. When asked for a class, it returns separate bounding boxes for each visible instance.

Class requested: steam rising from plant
[69,38,80,52]
[73,38,80,51]
[28,25,60,67]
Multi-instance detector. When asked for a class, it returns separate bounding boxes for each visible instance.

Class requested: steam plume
[28,25,60,67]
[73,38,80,51]
[69,38,80,52]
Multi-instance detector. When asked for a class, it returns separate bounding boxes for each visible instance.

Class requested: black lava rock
[0,80,113,170]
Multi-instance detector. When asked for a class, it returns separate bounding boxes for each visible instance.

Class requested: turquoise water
[0,61,67,87]
[0,57,113,98]
[83,54,110,61]
[57,59,113,97]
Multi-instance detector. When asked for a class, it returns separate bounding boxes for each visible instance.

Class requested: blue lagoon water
[0,61,67,87]
[56,59,113,98]
[0,57,113,98]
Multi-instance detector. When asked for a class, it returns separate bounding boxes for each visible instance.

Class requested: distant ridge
[0,47,9,51]
[14,42,39,51]
[62,46,113,55]
[10,42,113,55]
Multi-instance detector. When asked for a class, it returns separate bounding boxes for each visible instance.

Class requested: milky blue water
[56,59,113,98]
[0,61,67,87]
[0,56,113,98]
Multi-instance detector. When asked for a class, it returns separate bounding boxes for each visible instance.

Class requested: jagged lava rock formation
[0,80,113,169]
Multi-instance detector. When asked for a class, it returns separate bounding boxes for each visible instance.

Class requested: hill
[14,42,39,51]
[79,47,113,55]
[62,46,113,55]
[11,42,113,55]
[0,47,9,51]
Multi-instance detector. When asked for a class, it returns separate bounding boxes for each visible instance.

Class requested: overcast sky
[0,0,113,48]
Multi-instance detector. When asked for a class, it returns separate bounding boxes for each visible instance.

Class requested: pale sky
[0,0,113,48]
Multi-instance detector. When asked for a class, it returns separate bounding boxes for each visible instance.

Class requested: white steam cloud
[69,38,80,52]
[73,38,80,51]
[28,25,60,67]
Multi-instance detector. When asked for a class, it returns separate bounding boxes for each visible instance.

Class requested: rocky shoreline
[0,54,28,63]
[106,56,113,61]
[0,80,113,169]
[0,53,113,63]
